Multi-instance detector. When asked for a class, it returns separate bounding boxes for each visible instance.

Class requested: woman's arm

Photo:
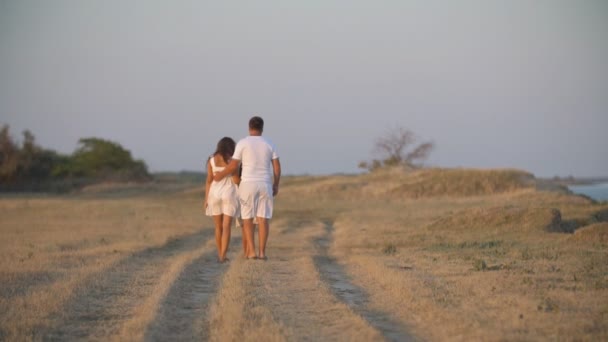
[204,158,213,210]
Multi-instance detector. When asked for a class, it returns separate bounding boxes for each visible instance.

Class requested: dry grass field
[1,168,607,341]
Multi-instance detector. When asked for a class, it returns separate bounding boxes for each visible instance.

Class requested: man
[213,116,281,260]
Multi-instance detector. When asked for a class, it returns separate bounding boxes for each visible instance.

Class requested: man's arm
[213,159,239,182]
[272,158,281,196]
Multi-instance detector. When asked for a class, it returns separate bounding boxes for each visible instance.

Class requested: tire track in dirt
[41,229,211,341]
[313,220,417,342]
[244,254,383,341]
[205,221,386,340]
[143,238,239,341]
[0,271,59,300]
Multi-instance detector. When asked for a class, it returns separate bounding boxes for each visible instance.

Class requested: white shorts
[206,184,239,217]
[206,195,239,217]
[238,181,273,219]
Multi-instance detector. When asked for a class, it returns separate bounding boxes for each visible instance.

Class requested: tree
[359,126,434,171]
[0,126,69,183]
[65,137,150,180]
[17,130,38,178]
[0,126,151,190]
[0,125,19,183]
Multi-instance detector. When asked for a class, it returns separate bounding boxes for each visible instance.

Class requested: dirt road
[38,218,416,341]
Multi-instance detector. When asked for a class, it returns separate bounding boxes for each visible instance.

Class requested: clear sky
[1,1,607,177]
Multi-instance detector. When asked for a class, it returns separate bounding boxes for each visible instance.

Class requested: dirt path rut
[42,230,211,341]
[313,221,416,342]
[143,238,239,341]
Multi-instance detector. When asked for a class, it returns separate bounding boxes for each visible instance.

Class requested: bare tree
[359,126,434,171]
[405,141,434,166]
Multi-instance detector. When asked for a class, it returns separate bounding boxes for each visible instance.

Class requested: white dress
[206,156,239,217]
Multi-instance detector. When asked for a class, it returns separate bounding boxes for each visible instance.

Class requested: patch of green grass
[471,258,505,271]
[383,243,397,255]
[429,240,504,251]
[473,259,487,271]
[459,240,503,249]
[519,246,561,261]
[537,297,559,312]
[538,247,561,261]
[521,248,532,260]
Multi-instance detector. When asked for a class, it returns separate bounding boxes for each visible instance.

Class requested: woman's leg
[213,215,223,259]
[220,215,232,261]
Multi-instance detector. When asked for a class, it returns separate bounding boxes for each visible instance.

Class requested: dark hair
[214,137,236,164]
[249,116,264,132]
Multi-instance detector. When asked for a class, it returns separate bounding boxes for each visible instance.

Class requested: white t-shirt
[232,136,279,184]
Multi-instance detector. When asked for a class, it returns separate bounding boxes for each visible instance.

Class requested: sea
[567,182,608,202]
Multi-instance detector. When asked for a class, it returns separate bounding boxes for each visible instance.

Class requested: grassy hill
[284,167,543,199]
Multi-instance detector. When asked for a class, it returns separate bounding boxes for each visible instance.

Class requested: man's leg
[257,217,268,259]
[237,217,247,256]
[243,218,257,258]
[241,225,248,256]
[238,182,257,258]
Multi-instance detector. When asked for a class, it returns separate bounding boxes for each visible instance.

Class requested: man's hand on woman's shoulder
[213,171,223,182]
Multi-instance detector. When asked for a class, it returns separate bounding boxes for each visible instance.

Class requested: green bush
[0,125,151,191]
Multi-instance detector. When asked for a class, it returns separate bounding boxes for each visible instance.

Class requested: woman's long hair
[214,137,236,164]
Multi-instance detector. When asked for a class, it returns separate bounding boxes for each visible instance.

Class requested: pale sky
[1,1,607,177]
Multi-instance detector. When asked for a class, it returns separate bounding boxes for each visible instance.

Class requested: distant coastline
[566,182,608,202]
[541,176,608,186]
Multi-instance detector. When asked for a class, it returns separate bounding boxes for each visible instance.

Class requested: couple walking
[204,116,281,262]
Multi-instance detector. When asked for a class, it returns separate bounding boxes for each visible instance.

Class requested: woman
[204,137,240,263]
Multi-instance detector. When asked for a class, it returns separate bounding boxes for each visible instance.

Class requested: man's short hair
[249,116,264,132]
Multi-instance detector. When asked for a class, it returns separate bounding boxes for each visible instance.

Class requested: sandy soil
[1,170,607,341]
